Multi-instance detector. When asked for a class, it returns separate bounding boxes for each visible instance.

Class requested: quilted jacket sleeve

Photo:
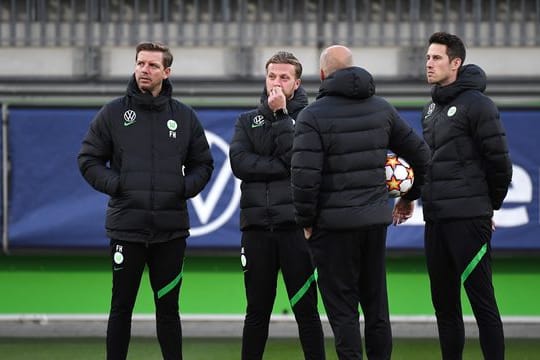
[77,105,121,197]
[469,96,512,209]
[291,109,323,227]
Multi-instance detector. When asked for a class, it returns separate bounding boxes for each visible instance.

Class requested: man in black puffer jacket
[230,51,325,360]
[419,32,512,360]
[78,42,213,360]
[291,45,430,360]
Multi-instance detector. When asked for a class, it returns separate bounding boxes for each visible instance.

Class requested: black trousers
[107,238,186,360]
[425,218,504,360]
[241,229,325,360]
[309,226,392,360]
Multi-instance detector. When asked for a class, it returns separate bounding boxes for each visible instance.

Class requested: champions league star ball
[385,154,414,198]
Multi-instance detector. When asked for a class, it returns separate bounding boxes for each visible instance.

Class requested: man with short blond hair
[230,51,325,360]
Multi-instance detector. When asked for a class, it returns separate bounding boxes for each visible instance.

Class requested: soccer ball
[385,154,414,198]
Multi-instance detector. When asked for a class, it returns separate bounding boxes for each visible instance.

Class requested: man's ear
[320,69,325,81]
[294,78,301,91]
[163,67,171,79]
[451,57,462,71]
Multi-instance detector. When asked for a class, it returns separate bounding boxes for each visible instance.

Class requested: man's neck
[139,86,162,97]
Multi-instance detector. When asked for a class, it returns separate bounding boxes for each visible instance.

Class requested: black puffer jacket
[229,86,308,230]
[421,64,512,222]
[291,67,430,229]
[78,75,214,243]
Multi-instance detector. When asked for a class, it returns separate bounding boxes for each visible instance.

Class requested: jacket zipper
[149,111,156,245]
[429,106,442,216]
[266,184,274,232]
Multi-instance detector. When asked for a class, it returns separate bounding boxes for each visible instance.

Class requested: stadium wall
[1,47,540,79]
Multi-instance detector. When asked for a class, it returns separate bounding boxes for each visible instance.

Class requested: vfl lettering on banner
[189,131,241,236]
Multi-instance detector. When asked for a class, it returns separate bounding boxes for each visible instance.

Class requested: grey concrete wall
[0,48,86,77]
[102,47,233,78]
[1,46,539,79]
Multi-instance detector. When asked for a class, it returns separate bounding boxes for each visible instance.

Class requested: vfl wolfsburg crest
[167,120,178,139]
[114,251,124,264]
[167,119,178,131]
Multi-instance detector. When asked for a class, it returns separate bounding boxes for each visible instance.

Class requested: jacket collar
[126,74,172,111]
[317,66,375,100]
[431,64,487,105]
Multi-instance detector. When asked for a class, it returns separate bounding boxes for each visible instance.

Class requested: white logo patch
[424,103,436,119]
[113,251,124,264]
[167,120,178,130]
[447,106,457,117]
[251,115,265,128]
[167,120,178,138]
[123,110,137,126]
[240,247,247,267]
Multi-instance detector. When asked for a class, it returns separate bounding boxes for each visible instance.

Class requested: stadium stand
[0,0,539,105]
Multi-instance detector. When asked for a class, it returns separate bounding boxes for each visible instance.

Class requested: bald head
[320,45,353,79]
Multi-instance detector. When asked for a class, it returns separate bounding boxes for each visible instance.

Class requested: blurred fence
[0,0,539,48]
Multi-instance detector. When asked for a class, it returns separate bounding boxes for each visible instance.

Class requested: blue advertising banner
[5,107,539,250]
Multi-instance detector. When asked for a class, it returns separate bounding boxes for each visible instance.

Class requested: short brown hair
[265,51,303,79]
[428,32,466,65]
[135,42,173,68]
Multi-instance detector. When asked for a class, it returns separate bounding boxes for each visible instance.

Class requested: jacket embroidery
[251,115,265,128]
[123,109,137,126]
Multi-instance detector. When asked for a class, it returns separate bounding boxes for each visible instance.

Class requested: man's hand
[268,86,287,113]
[303,227,313,240]
[392,198,414,226]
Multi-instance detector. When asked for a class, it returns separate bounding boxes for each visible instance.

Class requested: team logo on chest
[251,115,265,128]
[123,110,137,126]
[167,119,178,138]
[447,106,457,117]
[424,103,436,119]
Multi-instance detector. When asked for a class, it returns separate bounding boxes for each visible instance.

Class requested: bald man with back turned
[291,45,430,360]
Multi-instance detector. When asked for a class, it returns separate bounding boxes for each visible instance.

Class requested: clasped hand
[268,86,286,113]
[392,198,414,226]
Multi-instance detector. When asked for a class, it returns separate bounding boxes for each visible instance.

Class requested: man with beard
[78,42,214,360]
[229,51,325,360]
